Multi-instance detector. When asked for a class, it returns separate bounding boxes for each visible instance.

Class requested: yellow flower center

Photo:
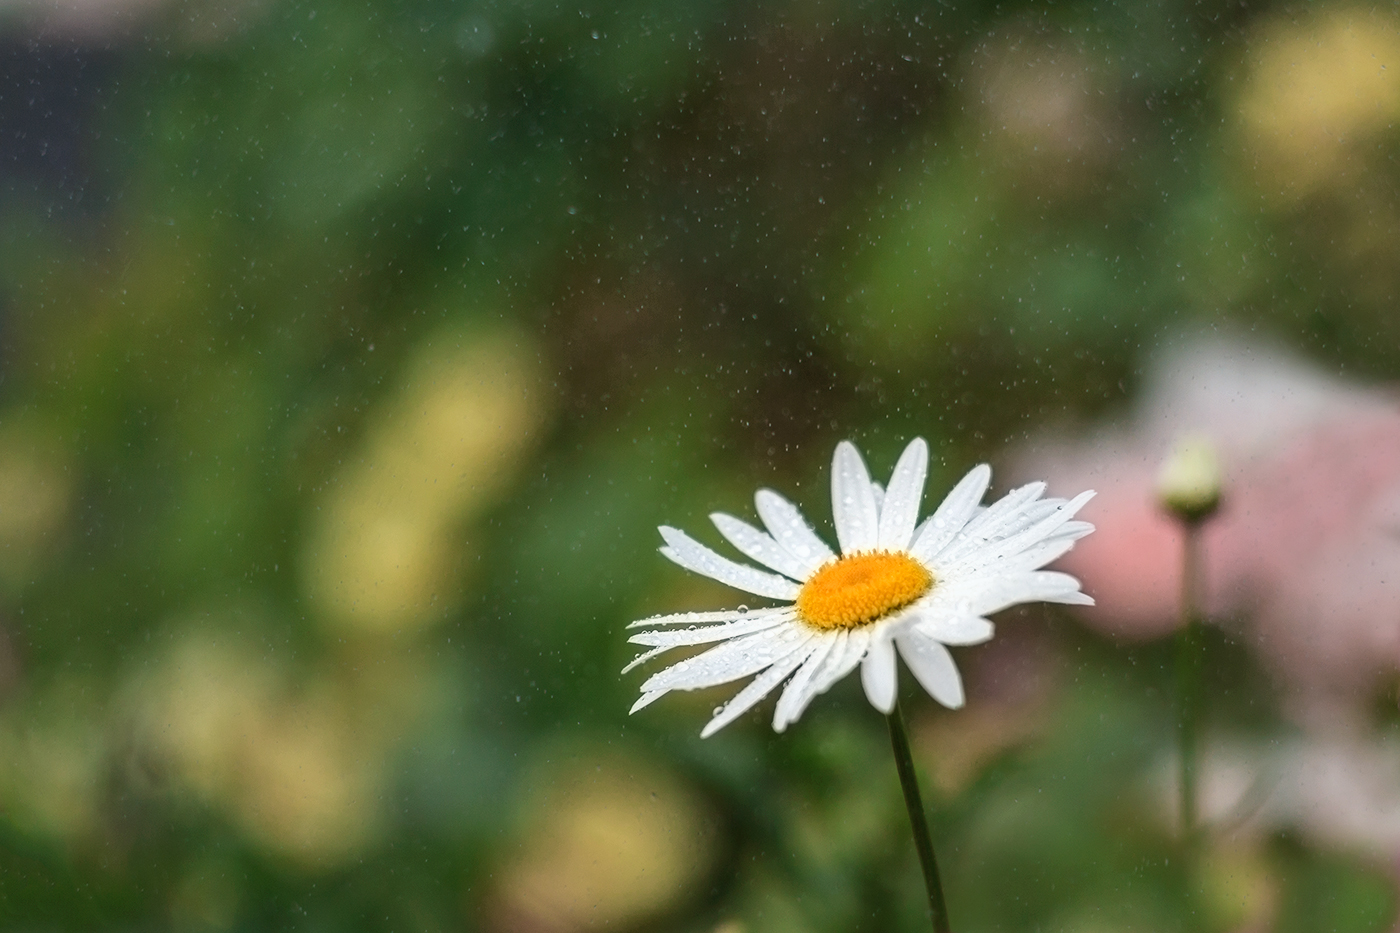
[795,551,934,631]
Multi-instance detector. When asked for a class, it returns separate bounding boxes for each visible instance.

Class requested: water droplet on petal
[737,605,749,614]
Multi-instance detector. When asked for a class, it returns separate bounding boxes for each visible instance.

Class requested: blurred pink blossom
[1017,336,1400,720]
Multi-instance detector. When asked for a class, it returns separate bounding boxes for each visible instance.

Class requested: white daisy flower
[624,438,1096,738]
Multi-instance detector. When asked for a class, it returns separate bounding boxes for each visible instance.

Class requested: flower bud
[1156,433,1222,523]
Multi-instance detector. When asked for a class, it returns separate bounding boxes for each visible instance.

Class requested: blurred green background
[2,0,1400,929]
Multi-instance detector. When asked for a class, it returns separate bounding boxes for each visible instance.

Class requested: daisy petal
[964,481,1047,536]
[622,646,677,674]
[990,523,1094,574]
[934,483,1049,565]
[658,527,802,600]
[832,441,880,554]
[963,570,1092,616]
[895,629,965,709]
[911,464,991,561]
[878,438,928,551]
[772,635,839,731]
[1057,520,1095,540]
[860,632,898,713]
[870,482,886,514]
[980,490,1096,563]
[639,626,803,695]
[914,615,995,646]
[701,641,814,738]
[1021,569,1091,599]
[711,512,813,581]
[628,611,791,648]
[988,497,1069,538]
[629,690,666,714]
[754,489,835,573]
[1000,537,1077,573]
[627,609,762,630]
[807,627,870,698]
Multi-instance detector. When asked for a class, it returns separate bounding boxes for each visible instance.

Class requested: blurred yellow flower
[487,750,717,933]
[1238,7,1400,198]
[124,627,430,867]
[303,323,550,636]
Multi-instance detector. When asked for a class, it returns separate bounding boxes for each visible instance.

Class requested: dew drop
[737,604,749,614]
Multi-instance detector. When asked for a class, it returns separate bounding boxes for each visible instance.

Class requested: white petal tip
[630,691,664,714]
[1063,490,1096,513]
[620,650,657,674]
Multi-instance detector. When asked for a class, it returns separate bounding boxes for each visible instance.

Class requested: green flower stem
[886,700,952,933]
[1176,521,1205,842]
